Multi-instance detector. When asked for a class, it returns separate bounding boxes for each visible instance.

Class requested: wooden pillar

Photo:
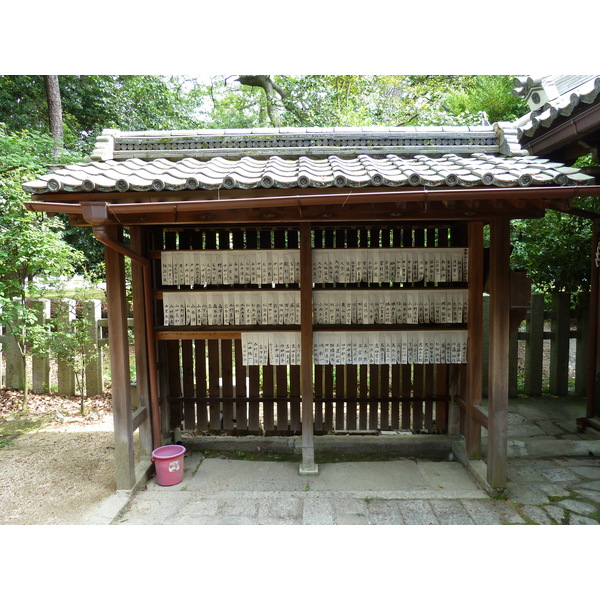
[487,217,511,489]
[524,293,544,396]
[465,222,484,458]
[549,291,570,396]
[129,226,153,457]
[56,299,76,396]
[299,222,317,475]
[30,299,51,393]
[588,221,600,419]
[82,299,103,397]
[104,226,136,490]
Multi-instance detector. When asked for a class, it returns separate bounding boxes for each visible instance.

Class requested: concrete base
[87,458,153,524]
[299,463,319,476]
[588,418,600,433]
[452,439,504,498]
[182,433,457,460]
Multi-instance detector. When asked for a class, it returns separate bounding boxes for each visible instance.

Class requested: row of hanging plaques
[162,290,468,326]
[240,331,468,366]
[160,248,469,286]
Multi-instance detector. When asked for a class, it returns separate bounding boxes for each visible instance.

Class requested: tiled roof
[23,152,594,194]
[514,75,600,140]
[89,126,510,162]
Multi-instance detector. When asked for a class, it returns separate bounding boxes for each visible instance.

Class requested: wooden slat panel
[380,364,390,430]
[424,364,434,431]
[234,338,248,432]
[262,364,275,434]
[324,365,334,433]
[436,364,448,433]
[359,364,368,430]
[369,364,379,430]
[221,339,235,431]
[195,339,208,431]
[289,364,301,432]
[413,365,424,431]
[335,365,345,431]
[391,364,401,429]
[401,364,412,429]
[207,339,221,430]
[314,365,324,433]
[248,365,260,433]
[346,364,357,431]
[276,365,289,433]
[182,339,195,430]
[167,340,182,427]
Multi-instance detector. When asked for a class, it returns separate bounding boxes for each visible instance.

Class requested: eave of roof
[22,151,594,195]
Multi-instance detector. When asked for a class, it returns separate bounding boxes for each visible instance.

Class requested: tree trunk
[44,75,64,159]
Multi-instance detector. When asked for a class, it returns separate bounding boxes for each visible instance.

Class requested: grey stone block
[462,499,525,525]
[366,500,404,525]
[397,500,439,525]
[568,514,599,525]
[558,498,599,516]
[506,483,550,505]
[545,504,567,524]
[303,496,334,525]
[430,500,475,525]
[257,496,303,525]
[519,505,554,525]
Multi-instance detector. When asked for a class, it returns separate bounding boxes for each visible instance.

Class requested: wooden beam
[466,221,484,458]
[487,217,511,490]
[67,202,547,227]
[299,222,317,474]
[104,226,136,490]
[156,330,243,340]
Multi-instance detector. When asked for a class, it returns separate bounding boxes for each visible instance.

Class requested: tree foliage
[199,75,528,129]
[0,130,85,405]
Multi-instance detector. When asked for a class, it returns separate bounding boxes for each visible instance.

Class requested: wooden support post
[487,217,510,490]
[465,222,483,459]
[130,226,153,457]
[549,291,570,396]
[30,299,51,393]
[575,292,589,397]
[56,299,76,396]
[104,226,136,490]
[299,222,317,475]
[524,293,544,396]
[82,299,103,397]
[482,295,489,397]
[4,320,24,390]
[587,222,600,419]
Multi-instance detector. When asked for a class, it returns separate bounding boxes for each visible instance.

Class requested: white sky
[4,2,599,75]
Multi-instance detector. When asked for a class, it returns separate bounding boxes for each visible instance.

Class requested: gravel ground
[0,390,117,525]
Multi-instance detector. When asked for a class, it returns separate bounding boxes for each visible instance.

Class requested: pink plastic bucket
[151,445,186,486]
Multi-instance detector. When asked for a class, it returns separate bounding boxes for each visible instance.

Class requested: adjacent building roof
[512,75,600,163]
[513,75,600,140]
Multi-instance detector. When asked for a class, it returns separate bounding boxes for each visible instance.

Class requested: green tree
[0,127,84,408]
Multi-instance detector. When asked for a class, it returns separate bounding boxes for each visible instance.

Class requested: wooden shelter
[22,96,600,493]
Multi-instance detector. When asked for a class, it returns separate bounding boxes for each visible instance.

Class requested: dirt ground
[0,389,118,525]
